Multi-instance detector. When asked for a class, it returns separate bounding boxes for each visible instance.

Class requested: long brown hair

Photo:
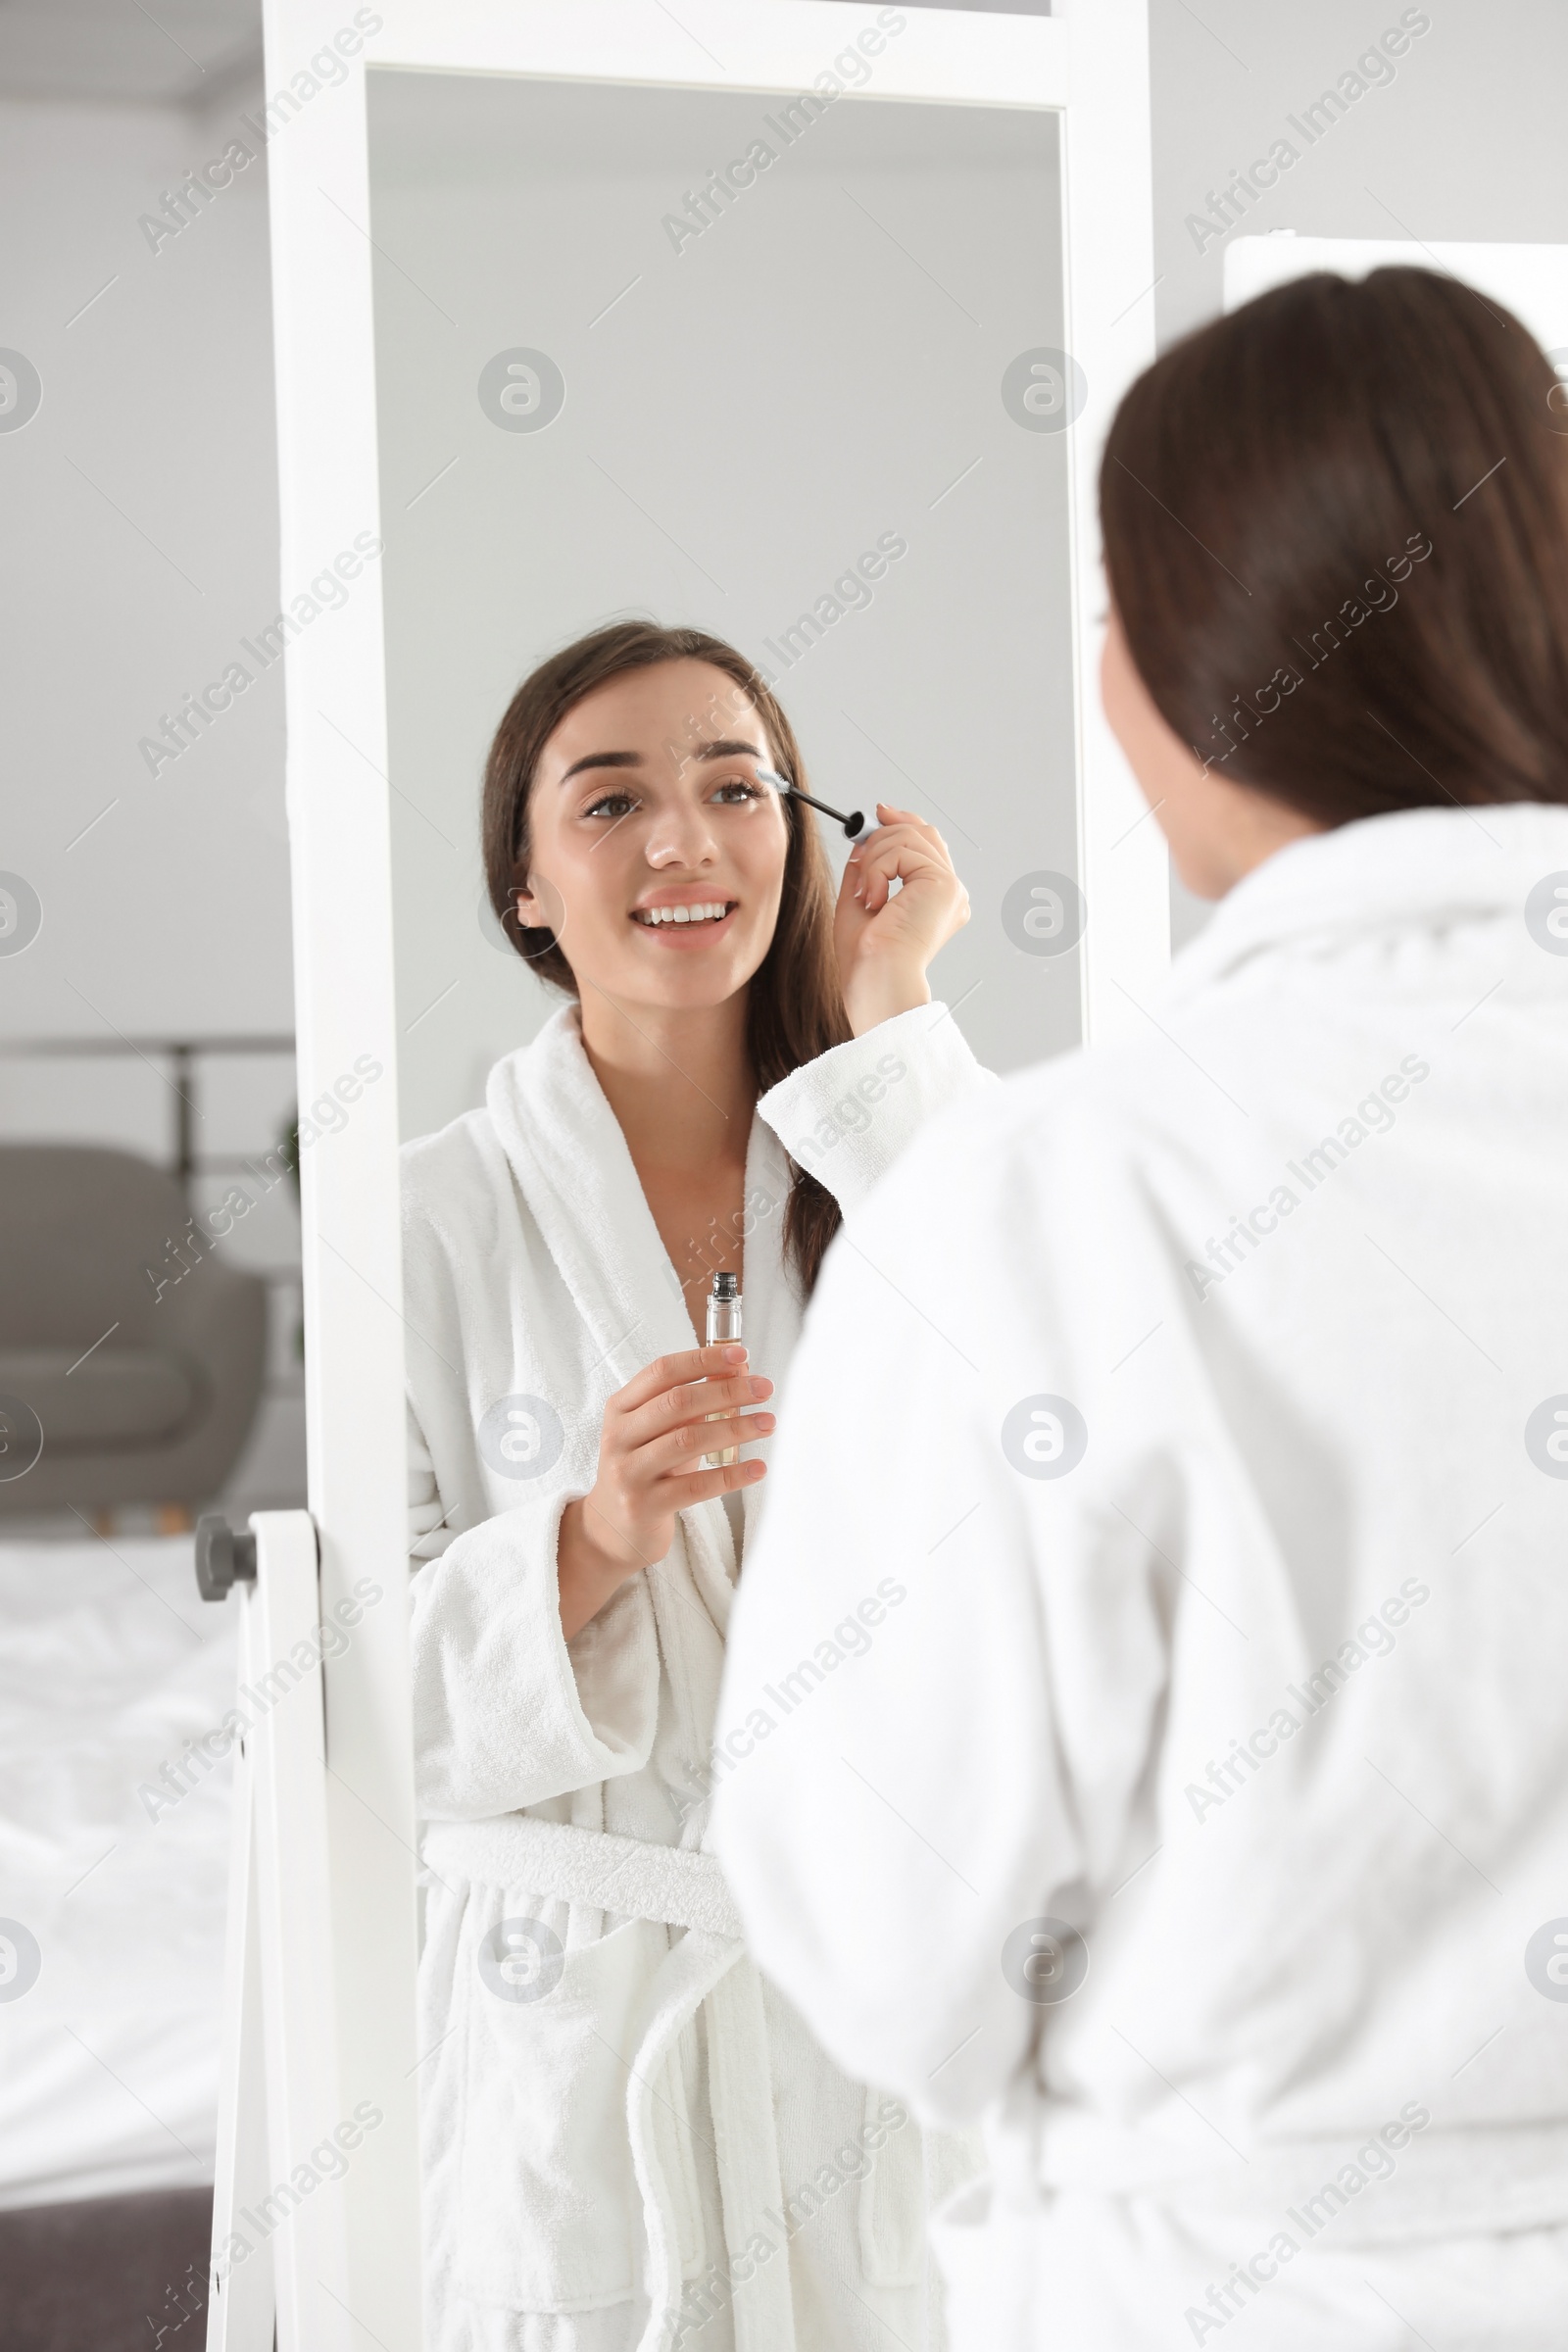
[1101,266,1568,822]
[481,620,851,1297]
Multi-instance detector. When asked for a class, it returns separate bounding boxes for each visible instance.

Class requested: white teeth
[635,902,730,926]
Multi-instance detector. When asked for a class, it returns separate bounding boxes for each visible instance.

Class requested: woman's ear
[514,861,571,944]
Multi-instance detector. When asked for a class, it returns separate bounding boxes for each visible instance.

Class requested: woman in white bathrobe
[401,621,988,2351]
[712,267,1568,2349]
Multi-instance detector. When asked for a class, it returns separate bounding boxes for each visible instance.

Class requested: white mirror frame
[259,3,1158,2344]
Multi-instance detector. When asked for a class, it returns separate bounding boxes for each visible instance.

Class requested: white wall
[1148,0,1568,342]
[0,78,309,1509]
[0,88,289,1038]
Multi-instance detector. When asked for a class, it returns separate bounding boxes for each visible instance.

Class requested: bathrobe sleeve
[407,1398,662,1822]
[756,1001,993,1213]
[710,1073,1174,2131]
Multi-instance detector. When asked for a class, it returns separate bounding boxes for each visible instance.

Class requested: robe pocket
[457,1910,671,2313]
[857,2085,923,2287]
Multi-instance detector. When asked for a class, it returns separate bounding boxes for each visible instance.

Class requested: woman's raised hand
[833,802,970,1036]
[556,1346,773,1640]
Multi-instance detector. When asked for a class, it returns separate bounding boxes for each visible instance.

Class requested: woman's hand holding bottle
[557,1345,773,1640]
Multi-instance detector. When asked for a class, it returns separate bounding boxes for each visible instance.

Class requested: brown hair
[1101,266,1568,823]
[481,620,852,1297]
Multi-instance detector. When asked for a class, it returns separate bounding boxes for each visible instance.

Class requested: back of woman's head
[1101,266,1568,822]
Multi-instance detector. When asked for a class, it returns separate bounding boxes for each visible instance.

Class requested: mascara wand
[755,764,865,840]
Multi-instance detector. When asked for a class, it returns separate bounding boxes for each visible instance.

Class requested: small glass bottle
[703,1271,743,1466]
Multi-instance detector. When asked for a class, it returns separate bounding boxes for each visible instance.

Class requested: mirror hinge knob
[195,1513,258,1601]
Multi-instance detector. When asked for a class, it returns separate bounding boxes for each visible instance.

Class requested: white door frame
[1225,229,1568,349]
[260,5,1157,2344]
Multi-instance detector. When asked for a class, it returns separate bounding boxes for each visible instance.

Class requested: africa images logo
[477,1394,566,1481]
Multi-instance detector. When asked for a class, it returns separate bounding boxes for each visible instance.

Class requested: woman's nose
[646,808,717,866]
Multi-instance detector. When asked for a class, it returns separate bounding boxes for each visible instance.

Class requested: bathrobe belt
[424,1817,798,2352]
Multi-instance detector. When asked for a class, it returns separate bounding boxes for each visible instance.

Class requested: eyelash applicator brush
[755,764,865,840]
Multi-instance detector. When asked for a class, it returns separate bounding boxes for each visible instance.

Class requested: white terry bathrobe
[402,998,990,2352]
[711,804,1568,2352]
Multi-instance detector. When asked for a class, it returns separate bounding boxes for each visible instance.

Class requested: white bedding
[0,1534,235,2209]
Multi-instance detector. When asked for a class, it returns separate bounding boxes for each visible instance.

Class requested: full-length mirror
[368,58,1082,2351]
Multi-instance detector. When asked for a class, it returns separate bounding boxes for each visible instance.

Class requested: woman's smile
[629,892,740,942]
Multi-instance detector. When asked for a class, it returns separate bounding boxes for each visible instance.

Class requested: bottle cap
[711,1272,739,1298]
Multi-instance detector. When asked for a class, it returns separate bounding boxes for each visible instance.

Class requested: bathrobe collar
[485,1003,695,1390]
[1164,800,1568,1004]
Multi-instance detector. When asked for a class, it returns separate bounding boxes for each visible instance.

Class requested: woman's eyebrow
[559,750,643,783]
[693,737,765,761]
[558,736,765,785]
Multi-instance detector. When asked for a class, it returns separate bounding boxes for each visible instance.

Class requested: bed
[0,1532,235,2347]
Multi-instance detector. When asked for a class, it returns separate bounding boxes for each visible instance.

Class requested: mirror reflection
[368,65,1075,2348]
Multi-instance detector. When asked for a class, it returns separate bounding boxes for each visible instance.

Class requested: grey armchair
[0,1145,268,1519]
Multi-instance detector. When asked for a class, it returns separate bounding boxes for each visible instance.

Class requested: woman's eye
[712,779,762,805]
[583,790,637,819]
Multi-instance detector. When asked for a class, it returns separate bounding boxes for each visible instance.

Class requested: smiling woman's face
[514,658,792,1017]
